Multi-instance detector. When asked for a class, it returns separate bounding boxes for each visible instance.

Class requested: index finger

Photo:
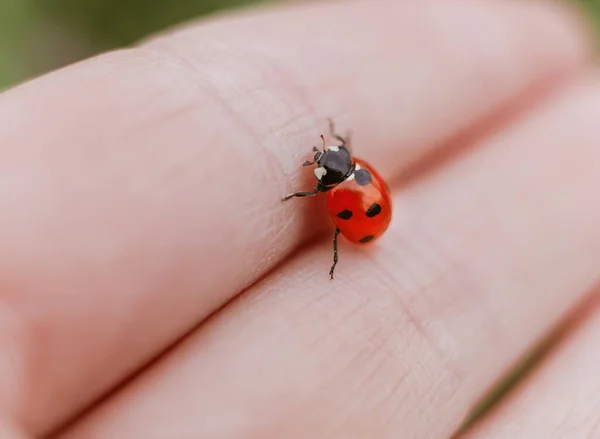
[0,0,590,435]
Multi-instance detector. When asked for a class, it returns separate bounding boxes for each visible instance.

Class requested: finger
[0,0,590,436]
[58,76,600,439]
[142,0,590,178]
[461,295,600,439]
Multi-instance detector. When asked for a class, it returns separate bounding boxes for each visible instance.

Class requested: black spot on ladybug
[354,169,372,186]
[359,235,375,243]
[365,202,382,218]
[336,209,353,220]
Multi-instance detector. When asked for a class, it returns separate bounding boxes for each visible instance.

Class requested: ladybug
[282,121,392,279]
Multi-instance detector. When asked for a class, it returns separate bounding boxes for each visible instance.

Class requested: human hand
[0,1,597,438]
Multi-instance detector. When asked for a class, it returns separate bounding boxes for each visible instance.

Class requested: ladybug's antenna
[320,134,326,151]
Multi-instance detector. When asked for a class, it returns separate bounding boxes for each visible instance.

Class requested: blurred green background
[0,0,272,90]
[0,0,599,91]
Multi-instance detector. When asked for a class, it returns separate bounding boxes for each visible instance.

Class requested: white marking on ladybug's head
[327,145,340,152]
[314,167,327,180]
[347,163,360,181]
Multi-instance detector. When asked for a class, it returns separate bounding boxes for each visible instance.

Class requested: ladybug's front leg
[282,183,327,201]
[329,227,341,280]
[281,191,316,201]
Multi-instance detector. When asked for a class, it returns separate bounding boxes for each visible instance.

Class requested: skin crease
[0,0,596,438]
[462,295,600,439]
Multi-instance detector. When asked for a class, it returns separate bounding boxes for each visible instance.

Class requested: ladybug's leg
[303,146,323,166]
[328,119,345,145]
[328,119,351,152]
[329,227,341,280]
[344,131,352,153]
[281,184,322,201]
[282,191,316,201]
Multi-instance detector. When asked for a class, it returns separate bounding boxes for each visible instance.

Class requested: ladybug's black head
[314,144,354,187]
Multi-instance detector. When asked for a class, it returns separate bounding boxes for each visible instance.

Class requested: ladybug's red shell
[326,157,392,244]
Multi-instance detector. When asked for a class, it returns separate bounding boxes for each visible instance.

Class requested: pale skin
[0,0,599,438]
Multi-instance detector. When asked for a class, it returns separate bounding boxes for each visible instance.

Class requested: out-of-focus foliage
[579,0,600,33]
[0,0,39,88]
[0,0,598,89]
[38,0,266,48]
[0,0,268,89]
